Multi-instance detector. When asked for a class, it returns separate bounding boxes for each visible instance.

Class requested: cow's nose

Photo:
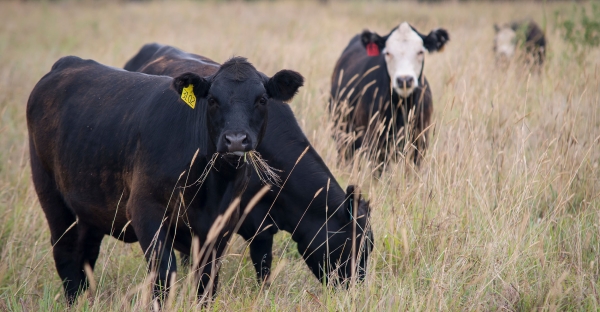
[396,76,413,89]
[224,133,249,153]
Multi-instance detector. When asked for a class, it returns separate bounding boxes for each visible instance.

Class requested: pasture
[0,1,599,310]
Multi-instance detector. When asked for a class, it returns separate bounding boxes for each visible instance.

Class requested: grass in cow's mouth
[221,151,282,187]
[195,151,282,188]
[245,150,282,187]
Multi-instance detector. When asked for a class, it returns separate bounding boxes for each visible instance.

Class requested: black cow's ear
[422,28,450,53]
[265,70,304,102]
[172,72,210,98]
[361,30,386,56]
[494,24,500,33]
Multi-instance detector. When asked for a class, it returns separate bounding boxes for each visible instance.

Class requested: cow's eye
[417,51,424,56]
[208,97,217,107]
[258,97,267,105]
[384,51,391,57]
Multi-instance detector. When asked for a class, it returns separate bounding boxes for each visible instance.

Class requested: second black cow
[125,43,374,285]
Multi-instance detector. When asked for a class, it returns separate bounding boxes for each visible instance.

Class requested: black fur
[124,43,373,285]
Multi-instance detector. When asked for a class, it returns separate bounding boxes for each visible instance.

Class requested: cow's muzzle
[223,131,251,155]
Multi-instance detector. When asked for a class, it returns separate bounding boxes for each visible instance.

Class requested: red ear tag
[366,43,380,56]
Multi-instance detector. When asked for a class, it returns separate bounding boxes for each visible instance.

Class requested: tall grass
[0,1,598,310]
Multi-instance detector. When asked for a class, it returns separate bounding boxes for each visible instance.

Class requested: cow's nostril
[396,76,414,89]
[224,133,249,152]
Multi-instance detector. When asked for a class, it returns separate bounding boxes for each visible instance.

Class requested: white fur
[494,26,516,59]
[383,22,426,98]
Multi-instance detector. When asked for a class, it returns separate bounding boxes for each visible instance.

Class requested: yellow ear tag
[181,84,196,109]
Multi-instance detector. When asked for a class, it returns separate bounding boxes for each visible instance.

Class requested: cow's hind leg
[30,148,85,304]
[49,208,85,304]
[76,222,105,291]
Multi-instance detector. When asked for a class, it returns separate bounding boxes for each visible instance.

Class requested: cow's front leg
[195,165,250,301]
[249,232,274,284]
[129,195,177,306]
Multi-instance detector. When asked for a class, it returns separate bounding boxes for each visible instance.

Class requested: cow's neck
[285,181,348,245]
[267,147,346,238]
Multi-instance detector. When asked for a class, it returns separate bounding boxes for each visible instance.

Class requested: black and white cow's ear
[265,70,304,102]
[172,72,211,98]
[360,30,386,56]
[510,22,522,31]
[422,28,450,53]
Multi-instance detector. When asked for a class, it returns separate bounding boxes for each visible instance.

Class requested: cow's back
[125,44,220,77]
[27,56,196,234]
[123,43,163,72]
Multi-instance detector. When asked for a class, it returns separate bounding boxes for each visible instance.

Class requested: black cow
[124,43,374,285]
[494,20,546,65]
[27,55,303,304]
[330,22,448,166]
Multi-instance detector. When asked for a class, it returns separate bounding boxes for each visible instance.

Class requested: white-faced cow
[494,20,546,65]
[124,43,374,286]
[27,55,303,305]
[330,22,448,165]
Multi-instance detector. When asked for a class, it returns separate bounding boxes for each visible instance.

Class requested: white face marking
[494,26,516,59]
[383,22,426,98]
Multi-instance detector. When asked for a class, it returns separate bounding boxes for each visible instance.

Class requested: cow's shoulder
[51,56,98,72]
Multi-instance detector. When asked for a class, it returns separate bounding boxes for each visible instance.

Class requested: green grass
[0,0,599,311]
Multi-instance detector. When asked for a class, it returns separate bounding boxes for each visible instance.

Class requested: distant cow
[331,22,448,166]
[125,43,374,285]
[494,20,546,65]
[27,55,303,304]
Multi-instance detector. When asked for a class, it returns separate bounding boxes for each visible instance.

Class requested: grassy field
[1,0,599,311]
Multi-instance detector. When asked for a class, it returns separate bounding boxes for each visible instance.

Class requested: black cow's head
[172,57,303,156]
[297,185,373,284]
[361,22,448,98]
